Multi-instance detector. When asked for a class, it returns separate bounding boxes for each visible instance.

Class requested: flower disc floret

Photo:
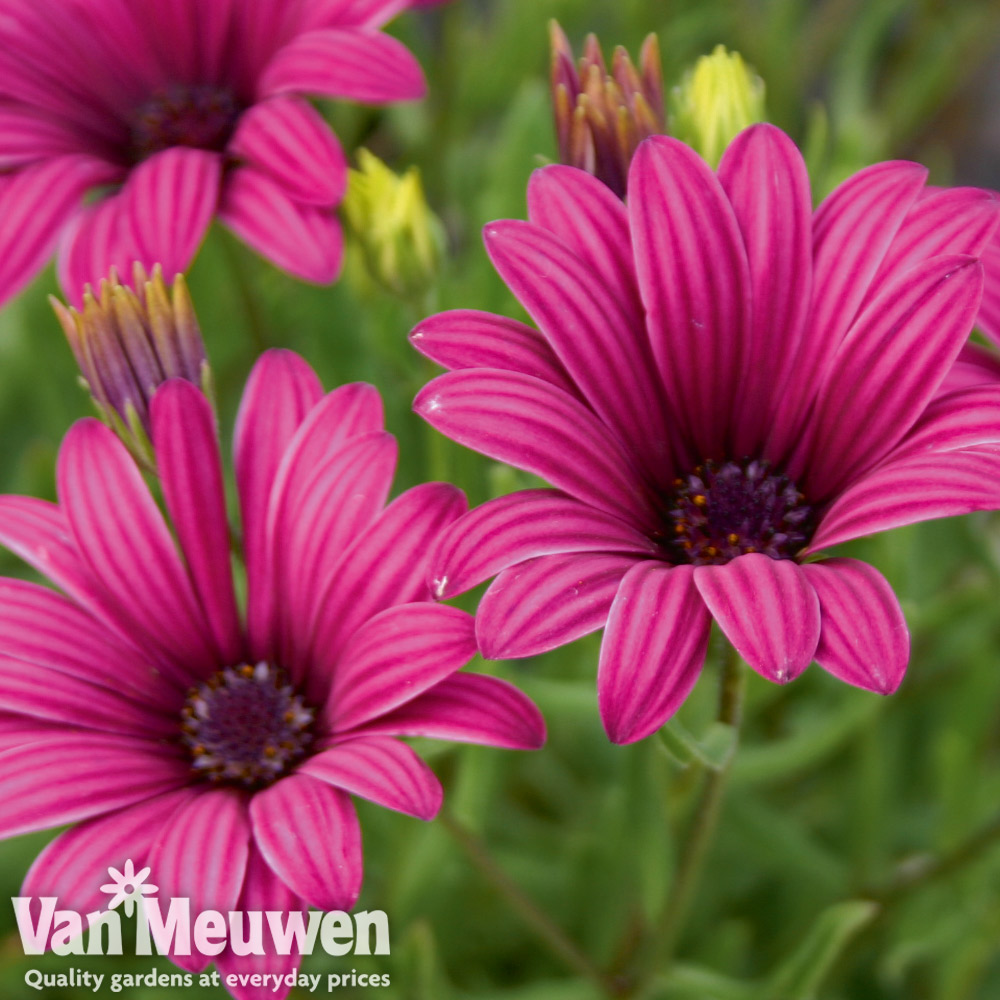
[667,458,813,565]
[181,662,314,789]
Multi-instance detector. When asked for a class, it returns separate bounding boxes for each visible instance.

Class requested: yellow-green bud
[671,46,766,168]
[341,149,444,300]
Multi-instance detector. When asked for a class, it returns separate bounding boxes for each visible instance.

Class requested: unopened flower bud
[671,45,766,168]
[549,21,665,198]
[341,149,444,301]
[52,263,211,467]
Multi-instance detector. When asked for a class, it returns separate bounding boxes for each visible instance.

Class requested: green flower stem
[219,232,269,355]
[439,809,625,998]
[641,644,747,992]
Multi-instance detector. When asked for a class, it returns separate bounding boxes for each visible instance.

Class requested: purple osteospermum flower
[0,0,432,305]
[412,123,1000,745]
[0,350,543,999]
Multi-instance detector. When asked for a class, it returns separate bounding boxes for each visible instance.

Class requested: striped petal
[259,28,425,103]
[250,774,362,911]
[0,733,189,838]
[126,148,221,280]
[476,551,640,660]
[430,488,658,599]
[152,380,243,665]
[301,736,442,820]
[810,449,1000,550]
[597,563,710,744]
[358,673,546,750]
[57,419,217,681]
[803,255,982,499]
[148,789,251,973]
[802,558,909,694]
[628,135,751,459]
[326,603,476,731]
[229,96,347,205]
[409,310,579,398]
[415,370,656,529]
[695,553,820,684]
[220,166,343,283]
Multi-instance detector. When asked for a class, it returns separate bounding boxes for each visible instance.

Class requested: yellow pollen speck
[193,745,205,756]
[263,745,277,758]
[705,546,718,556]
[240,664,255,678]
[727,533,739,544]
[746,545,756,553]
[693,494,707,507]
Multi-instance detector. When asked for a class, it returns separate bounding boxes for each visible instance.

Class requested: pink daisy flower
[0,0,432,305]
[0,350,543,998]
[412,123,1000,745]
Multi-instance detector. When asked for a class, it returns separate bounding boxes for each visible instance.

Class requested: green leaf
[764,900,878,1000]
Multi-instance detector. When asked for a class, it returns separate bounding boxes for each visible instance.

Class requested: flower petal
[234,350,323,658]
[125,148,221,280]
[250,773,362,911]
[152,380,243,665]
[0,154,121,305]
[415,370,656,528]
[628,135,751,459]
[57,419,216,682]
[895,382,1000,456]
[301,736,442,820]
[215,846,307,1000]
[802,558,909,694]
[717,124,813,456]
[771,160,927,451]
[810,449,1000,550]
[271,432,397,673]
[56,192,141,306]
[219,166,343,283]
[483,219,671,468]
[307,483,467,670]
[0,576,175,700]
[802,255,983,498]
[870,186,1000,301]
[978,233,1000,347]
[326,603,476,732]
[409,309,580,398]
[148,789,251,973]
[359,673,546,749]
[430,488,658,599]
[230,96,347,205]
[0,732,189,838]
[694,553,820,683]
[21,788,194,942]
[526,164,643,327]
[476,552,640,660]
[597,563,710,744]
[0,653,172,737]
[259,28,426,103]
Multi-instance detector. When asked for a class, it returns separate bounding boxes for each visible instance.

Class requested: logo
[12,861,390,960]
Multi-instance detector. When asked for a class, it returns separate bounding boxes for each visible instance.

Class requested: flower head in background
[52,263,209,467]
[413,124,1000,744]
[549,21,665,198]
[0,0,434,306]
[0,351,543,998]
[670,45,765,167]
[342,149,444,300]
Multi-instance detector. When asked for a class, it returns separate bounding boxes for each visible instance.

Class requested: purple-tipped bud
[52,263,212,467]
[549,21,665,198]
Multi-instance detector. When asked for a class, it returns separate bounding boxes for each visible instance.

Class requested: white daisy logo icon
[99,860,158,917]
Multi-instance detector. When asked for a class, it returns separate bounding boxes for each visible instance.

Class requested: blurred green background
[3,0,1000,997]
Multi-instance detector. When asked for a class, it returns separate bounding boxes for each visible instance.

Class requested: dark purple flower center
[129,84,241,162]
[180,663,315,788]
[666,458,814,566]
